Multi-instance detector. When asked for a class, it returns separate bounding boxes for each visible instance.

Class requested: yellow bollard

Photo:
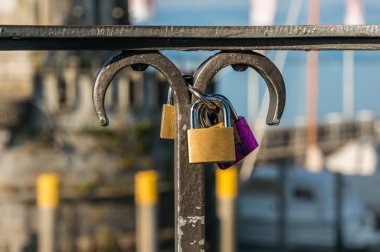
[135,171,158,206]
[216,167,237,252]
[37,173,59,252]
[38,174,59,208]
[135,171,158,252]
[216,167,238,200]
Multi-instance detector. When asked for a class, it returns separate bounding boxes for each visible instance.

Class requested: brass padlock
[187,99,236,163]
[160,87,175,139]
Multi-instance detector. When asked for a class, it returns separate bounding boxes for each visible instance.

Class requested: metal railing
[1,24,380,252]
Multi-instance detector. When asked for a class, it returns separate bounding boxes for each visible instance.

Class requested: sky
[149,0,380,26]
[137,0,380,126]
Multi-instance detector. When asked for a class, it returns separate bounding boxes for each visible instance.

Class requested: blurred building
[0,1,177,251]
[0,0,129,100]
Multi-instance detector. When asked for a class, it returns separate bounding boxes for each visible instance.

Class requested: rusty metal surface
[1,25,380,50]
[193,51,286,126]
[92,51,205,251]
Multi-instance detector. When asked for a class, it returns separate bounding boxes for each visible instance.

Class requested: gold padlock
[187,99,236,163]
[160,87,175,139]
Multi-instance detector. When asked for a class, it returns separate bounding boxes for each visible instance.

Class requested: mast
[304,0,323,172]
[306,0,319,148]
[343,0,365,119]
[248,1,277,125]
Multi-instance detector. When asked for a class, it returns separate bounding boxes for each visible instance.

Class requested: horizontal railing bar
[3,25,380,39]
[1,25,380,51]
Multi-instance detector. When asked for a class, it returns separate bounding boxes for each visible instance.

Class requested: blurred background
[1,0,380,251]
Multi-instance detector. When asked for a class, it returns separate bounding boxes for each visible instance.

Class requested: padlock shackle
[193,51,286,126]
[198,104,213,128]
[190,100,203,129]
[187,85,217,110]
[206,94,239,122]
[196,94,237,128]
[190,98,231,129]
[197,102,220,128]
[167,87,173,105]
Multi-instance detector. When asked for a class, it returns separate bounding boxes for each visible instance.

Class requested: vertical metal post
[216,167,237,252]
[175,80,205,252]
[135,171,158,252]
[37,173,59,252]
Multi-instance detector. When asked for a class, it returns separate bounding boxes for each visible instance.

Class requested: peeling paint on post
[177,216,205,250]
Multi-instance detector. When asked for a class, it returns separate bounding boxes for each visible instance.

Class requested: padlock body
[187,127,236,163]
[160,104,175,139]
[217,116,259,169]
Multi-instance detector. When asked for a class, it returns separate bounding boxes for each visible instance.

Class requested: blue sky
[137,0,380,126]
[146,0,380,26]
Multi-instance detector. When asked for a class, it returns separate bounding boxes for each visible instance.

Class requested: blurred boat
[237,166,380,250]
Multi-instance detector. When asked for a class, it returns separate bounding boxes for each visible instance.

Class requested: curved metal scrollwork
[92,50,189,126]
[93,50,286,127]
[92,49,286,252]
[193,50,286,126]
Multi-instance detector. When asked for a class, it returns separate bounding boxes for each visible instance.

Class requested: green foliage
[133,121,154,137]
[132,121,155,155]
[79,127,121,138]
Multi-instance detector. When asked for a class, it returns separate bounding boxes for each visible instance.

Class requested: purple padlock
[206,94,259,169]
